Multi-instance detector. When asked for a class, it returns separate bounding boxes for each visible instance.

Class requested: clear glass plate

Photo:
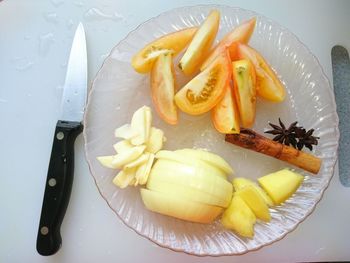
[83,5,339,256]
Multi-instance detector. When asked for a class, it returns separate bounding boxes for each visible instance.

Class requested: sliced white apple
[124,153,149,170]
[113,140,134,153]
[146,127,165,153]
[135,153,155,185]
[111,145,146,169]
[140,188,223,223]
[114,124,139,140]
[130,106,152,145]
[97,155,117,169]
[175,148,233,175]
[113,168,136,188]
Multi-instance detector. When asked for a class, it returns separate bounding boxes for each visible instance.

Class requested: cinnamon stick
[225,129,322,174]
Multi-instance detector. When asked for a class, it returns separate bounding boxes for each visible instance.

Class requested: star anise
[265,118,298,147]
[265,118,320,151]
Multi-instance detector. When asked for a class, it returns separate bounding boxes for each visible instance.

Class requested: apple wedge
[113,140,133,153]
[114,124,138,140]
[97,155,116,169]
[178,10,220,75]
[113,168,137,189]
[237,43,286,102]
[135,153,155,185]
[201,17,256,70]
[232,59,257,128]
[130,106,152,145]
[151,53,178,125]
[146,127,165,153]
[111,145,146,169]
[131,27,197,73]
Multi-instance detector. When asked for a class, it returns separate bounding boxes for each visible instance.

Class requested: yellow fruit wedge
[174,148,234,175]
[258,169,304,205]
[155,150,227,179]
[236,185,271,222]
[97,155,116,169]
[232,177,273,206]
[179,10,220,75]
[123,153,149,170]
[113,168,137,188]
[146,127,165,153]
[113,140,133,153]
[130,106,152,146]
[135,153,155,185]
[111,145,146,169]
[131,27,197,73]
[148,158,232,202]
[140,188,223,223]
[147,178,230,208]
[114,124,139,140]
[221,195,256,238]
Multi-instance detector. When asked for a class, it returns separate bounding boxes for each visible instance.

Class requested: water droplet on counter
[66,19,74,29]
[84,7,123,22]
[13,57,34,71]
[51,0,64,7]
[39,33,55,56]
[44,12,59,24]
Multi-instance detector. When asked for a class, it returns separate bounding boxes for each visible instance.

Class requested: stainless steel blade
[60,22,87,122]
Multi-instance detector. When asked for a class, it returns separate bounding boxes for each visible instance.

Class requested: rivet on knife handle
[36,120,83,255]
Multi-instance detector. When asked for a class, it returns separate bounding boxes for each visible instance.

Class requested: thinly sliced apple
[151,53,177,125]
[131,27,197,73]
[140,188,223,223]
[97,155,116,169]
[135,153,155,185]
[111,145,146,169]
[130,106,152,145]
[201,17,256,70]
[237,43,286,102]
[113,168,136,188]
[174,148,234,175]
[178,10,220,75]
[113,140,133,153]
[232,59,257,128]
[146,127,165,153]
[212,85,241,134]
[155,150,227,179]
[175,50,231,115]
[124,153,148,170]
[114,124,138,140]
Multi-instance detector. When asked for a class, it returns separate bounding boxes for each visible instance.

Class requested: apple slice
[201,17,256,70]
[140,188,223,223]
[237,43,286,102]
[178,10,220,75]
[236,185,271,222]
[124,153,149,170]
[151,53,178,125]
[135,153,155,185]
[212,85,241,134]
[130,106,152,145]
[114,124,138,140]
[113,140,133,153]
[113,168,136,188]
[111,145,146,169]
[232,59,257,128]
[97,155,116,169]
[146,127,165,153]
[258,169,304,205]
[131,27,197,73]
[221,195,256,238]
[175,50,231,115]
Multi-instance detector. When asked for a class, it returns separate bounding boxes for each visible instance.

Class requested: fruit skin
[141,188,223,224]
[201,17,256,70]
[221,195,256,238]
[258,169,304,205]
[131,27,197,73]
[232,59,257,128]
[236,185,271,222]
[237,43,286,102]
[179,10,220,75]
[151,53,178,125]
[232,177,273,206]
[212,84,241,134]
[175,50,231,115]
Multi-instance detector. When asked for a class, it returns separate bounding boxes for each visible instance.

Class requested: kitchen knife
[36,23,87,256]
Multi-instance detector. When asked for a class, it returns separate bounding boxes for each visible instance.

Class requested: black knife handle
[37,120,83,256]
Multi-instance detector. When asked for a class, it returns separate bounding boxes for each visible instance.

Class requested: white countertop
[1,0,350,262]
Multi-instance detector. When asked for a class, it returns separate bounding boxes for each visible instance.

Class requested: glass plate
[83,5,339,256]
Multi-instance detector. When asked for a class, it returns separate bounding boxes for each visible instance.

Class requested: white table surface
[1,0,350,262]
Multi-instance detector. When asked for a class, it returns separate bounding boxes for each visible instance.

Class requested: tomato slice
[175,50,231,115]
[201,17,256,70]
[232,59,257,128]
[131,27,197,73]
[151,53,177,125]
[179,10,220,75]
[212,85,240,134]
[237,43,286,102]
